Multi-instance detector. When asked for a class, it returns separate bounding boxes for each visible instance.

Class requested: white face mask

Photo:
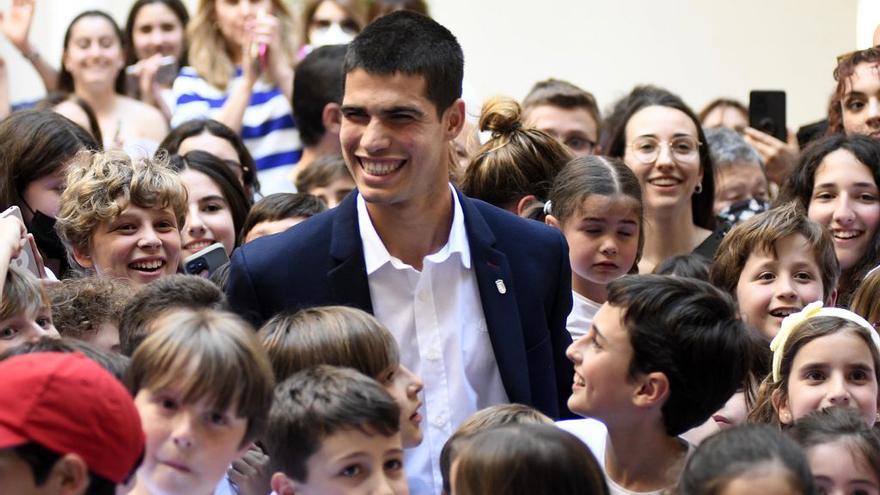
[309,22,356,47]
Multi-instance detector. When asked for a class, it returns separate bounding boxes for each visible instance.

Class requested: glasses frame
[625,136,702,165]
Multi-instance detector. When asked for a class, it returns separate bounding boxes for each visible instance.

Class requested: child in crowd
[522,78,601,158]
[439,403,552,495]
[0,335,129,380]
[545,156,643,340]
[265,365,408,495]
[118,274,226,356]
[789,407,880,495]
[677,423,815,495]
[559,275,750,495]
[55,150,187,288]
[749,303,880,427]
[293,155,356,209]
[47,276,133,352]
[710,201,839,339]
[451,424,609,495]
[126,307,274,495]
[0,352,145,494]
[240,192,327,244]
[652,254,709,281]
[850,267,880,326]
[460,96,573,217]
[0,216,58,354]
[259,306,424,449]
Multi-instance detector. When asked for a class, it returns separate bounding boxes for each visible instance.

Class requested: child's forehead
[318,427,402,458]
[575,194,641,217]
[749,233,815,259]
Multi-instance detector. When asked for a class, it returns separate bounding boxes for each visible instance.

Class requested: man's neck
[365,185,454,271]
[604,419,688,493]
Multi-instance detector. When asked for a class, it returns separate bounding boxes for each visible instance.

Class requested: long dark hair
[58,11,127,94]
[123,0,190,66]
[601,85,716,230]
[777,133,880,306]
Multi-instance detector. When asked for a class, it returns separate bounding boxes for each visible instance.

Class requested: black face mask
[19,199,69,276]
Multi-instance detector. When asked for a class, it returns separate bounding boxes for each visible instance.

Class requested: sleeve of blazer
[225,246,265,329]
[549,229,576,419]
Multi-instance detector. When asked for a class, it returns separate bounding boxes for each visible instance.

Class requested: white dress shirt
[357,185,509,495]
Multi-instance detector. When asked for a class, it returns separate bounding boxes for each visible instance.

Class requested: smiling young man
[226,11,574,495]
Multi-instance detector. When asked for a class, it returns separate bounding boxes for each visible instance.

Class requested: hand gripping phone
[182,243,229,277]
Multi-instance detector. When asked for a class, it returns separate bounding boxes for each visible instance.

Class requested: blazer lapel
[327,193,374,313]
[458,190,531,405]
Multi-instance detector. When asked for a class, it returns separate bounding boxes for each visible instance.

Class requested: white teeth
[187,241,212,251]
[833,230,861,240]
[770,308,797,318]
[573,374,585,386]
[361,159,404,176]
[649,178,680,186]
[130,260,164,271]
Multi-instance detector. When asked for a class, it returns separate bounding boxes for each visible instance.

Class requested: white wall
[3,0,875,129]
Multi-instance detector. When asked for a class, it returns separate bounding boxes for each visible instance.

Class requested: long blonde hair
[188,0,298,89]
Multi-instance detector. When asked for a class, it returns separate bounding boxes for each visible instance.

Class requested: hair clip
[770,301,880,382]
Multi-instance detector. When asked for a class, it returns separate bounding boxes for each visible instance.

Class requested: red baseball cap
[0,352,145,484]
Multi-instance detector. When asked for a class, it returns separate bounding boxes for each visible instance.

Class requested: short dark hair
[789,406,880,479]
[59,11,126,94]
[777,133,880,306]
[294,155,352,193]
[0,336,130,381]
[124,0,190,66]
[652,254,710,280]
[240,193,327,241]
[344,10,462,116]
[679,424,815,495]
[159,119,260,195]
[607,274,750,436]
[601,85,716,230]
[170,151,252,246]
[119,274,226,356]
[265,365,400,482]
[9,442,119,495]
[294,45,347,147]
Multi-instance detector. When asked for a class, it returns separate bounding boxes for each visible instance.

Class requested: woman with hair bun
[460,96,572,218]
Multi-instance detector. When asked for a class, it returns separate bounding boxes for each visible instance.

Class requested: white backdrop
[2,0,878,128]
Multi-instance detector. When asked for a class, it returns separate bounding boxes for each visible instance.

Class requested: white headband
[770,301,880,382]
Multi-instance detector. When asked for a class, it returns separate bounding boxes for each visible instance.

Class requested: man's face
[339,69,464,210]
[524,104,598,157]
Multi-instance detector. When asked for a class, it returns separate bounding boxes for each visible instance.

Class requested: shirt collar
[357,183,471,274]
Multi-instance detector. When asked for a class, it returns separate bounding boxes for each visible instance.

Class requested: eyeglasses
[626,136,701,164]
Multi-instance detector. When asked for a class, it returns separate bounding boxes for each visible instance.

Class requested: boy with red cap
[0,352,144,494]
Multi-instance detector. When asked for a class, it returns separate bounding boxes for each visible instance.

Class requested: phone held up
[182,243,229,277]
[749,90,787,142]
[0,206,44,279]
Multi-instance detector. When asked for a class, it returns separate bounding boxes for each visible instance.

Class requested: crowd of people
[1,0,880,494]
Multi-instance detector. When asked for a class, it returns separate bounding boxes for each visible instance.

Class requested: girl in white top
[58,11,168,155]
[545,156,643,340]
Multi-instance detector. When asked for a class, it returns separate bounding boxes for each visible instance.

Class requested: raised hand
[0,0,36,52]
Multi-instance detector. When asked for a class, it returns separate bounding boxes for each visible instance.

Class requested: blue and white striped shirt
[171,67,302,178]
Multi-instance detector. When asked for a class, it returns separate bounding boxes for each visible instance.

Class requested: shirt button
[432,413,448,428]
[426,349,441,361]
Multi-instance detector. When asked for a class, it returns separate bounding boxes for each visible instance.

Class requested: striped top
[171,66,302,172]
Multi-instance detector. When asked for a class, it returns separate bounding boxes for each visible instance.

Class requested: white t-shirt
[557,419,689,495]
[566,291,601,340]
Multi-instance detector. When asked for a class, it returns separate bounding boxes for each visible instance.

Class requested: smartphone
[125,56,178,90]
[0,206,44,279]
[749,90,787,142]
[182,243,229,277]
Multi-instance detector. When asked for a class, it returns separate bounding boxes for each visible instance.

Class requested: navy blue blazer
[226,189,575,419]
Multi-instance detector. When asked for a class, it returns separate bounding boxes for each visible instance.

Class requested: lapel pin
[495,279,507,294]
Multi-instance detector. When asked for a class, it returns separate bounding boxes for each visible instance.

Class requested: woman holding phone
[123,0,189,122]
[172,0,299,192]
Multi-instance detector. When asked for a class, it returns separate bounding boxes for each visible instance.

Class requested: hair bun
[479,96,524,136]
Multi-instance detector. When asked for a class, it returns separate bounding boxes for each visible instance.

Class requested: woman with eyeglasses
[601,85,719,273]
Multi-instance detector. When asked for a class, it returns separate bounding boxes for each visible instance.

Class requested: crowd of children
[1,1,880,494]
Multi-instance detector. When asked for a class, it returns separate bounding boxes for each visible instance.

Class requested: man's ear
[271,472,299,495]
[632,371,670,409]
[71,245,94,269]
[515,195,538,217]
[443,99,466,141]
[322,102,342,135]
[47,453,90,495]
[772,388,793,425]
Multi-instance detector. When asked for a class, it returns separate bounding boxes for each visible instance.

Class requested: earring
[694,183,703,195]
[780,411,792,423]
